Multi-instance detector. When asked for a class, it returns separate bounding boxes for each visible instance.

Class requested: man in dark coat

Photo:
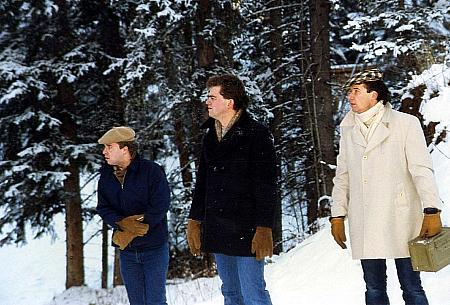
[187,74,278,305]
[96,126,170,305]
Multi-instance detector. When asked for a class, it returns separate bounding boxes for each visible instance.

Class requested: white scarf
[353,102,385,142]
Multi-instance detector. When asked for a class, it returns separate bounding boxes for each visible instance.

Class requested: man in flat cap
[330,68,443,305]
[96,126,170,305]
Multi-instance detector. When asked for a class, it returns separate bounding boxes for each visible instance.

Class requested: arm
[250,127,278,228]
[144,164,170,229]
[331,128,350,217]
[405,117,442,210]
[189,151,207,222]
[96,178,123,230]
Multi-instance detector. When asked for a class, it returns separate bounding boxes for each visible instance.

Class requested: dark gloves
[251,226,273,261]
[419,212,442,238]
[116,214,149,236]
[113,230,139,250]
[187,219,201,256]
[330,217,347,249]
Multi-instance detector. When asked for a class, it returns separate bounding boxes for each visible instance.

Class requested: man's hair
[118,141,138,159]
[363,80,391,105]
[206,74,250,110]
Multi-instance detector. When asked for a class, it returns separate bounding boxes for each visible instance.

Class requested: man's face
[347,83,378,114]
[102,143,126,165]
[206,86,232,120]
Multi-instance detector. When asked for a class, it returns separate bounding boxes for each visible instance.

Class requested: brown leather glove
[251,226,273,261]
[331,217,347,249]
[419,212,442,238]
[116,214,149,236]
[187,219,201,256]
[113,230,139,250]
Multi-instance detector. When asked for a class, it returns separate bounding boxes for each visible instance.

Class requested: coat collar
[341,103,393,153]
[201,110,251,161]
[101,154,142,175]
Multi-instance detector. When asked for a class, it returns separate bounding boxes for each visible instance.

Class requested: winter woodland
[0,0,449,303]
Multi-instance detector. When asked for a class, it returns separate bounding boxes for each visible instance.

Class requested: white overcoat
[331,103,441,259]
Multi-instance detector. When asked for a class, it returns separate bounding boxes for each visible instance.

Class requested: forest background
[0,0,449,291]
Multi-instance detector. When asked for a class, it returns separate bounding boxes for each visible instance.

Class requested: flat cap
[98,126,136,144]
[343,68,383,90]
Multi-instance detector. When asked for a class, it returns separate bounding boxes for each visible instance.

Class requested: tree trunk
[267,0,284,254]
[193,0,214,167]
[307,0,334,224]
[113,248,123,286]
[64,162,85,287]
[101,222,108,288]
[52,0,85,288]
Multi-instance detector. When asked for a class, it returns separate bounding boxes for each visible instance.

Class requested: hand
[419,212,442,238]
[187,219,201,256]
[251,227,273,261]
[116,214,149,236]
[331,217,347,249]
[112,230,139,250]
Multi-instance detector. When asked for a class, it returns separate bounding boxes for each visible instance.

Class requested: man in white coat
[330,68,443,305]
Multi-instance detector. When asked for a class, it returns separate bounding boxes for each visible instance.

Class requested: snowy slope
[1,197,449,305]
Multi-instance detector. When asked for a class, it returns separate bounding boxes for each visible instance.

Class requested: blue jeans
[360,258,428,305]
[214,253,272,305]
[120,244,169,305]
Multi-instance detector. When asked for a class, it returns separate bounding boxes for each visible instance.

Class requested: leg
[236,256,272,305]
[395,258,428,305]
[120,250,145,305]
[214,253,246,305]
[141,244,169,305]
[360,259,390,305]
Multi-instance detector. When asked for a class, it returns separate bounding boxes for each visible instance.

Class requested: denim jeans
[120,243,169,305]
[360,258,428,305]
[214,253,272,305]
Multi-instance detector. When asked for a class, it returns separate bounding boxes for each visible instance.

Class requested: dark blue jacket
[97,155,170,251]
[189,111,278,256]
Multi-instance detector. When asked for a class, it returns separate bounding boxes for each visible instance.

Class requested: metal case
[408,227,450,272]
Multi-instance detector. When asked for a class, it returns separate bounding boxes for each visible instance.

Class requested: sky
[0,64,450,305]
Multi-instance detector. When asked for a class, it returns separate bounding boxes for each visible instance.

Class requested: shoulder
[99,164,113,177]
[240,113,271,134]
[135,158,165,174]
[389,108,420,127]
[340,111,355,127]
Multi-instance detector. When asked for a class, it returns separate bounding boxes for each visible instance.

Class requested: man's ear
[227,99,235,109]
[371,90,378,101]
[121,145,129,154]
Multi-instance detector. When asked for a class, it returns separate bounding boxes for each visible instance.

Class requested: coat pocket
[394,182,408,209]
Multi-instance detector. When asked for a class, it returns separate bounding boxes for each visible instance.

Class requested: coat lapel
[364,122,390,153]
[201,113,248,162]
[364,104,393,154]
[341,103,394,152]
[351,125,367,148]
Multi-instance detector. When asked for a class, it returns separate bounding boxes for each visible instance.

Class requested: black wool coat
[189,111,278,256]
